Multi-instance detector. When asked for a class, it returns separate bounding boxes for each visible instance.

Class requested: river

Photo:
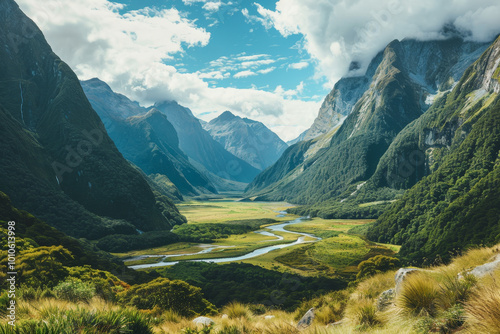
[128,216,321,270]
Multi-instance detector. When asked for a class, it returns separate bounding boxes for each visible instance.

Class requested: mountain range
[81,78,217,199]
[245,38,490,208]
[203,111,288,170]
[0,0,187,239]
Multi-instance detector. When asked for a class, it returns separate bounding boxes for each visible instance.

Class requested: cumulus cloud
[16,0,318,141]
[253,0,500,85]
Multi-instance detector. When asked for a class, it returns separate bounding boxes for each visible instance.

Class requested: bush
[119,277,217,317]
[53,277,96,302]
[356,255,400,280]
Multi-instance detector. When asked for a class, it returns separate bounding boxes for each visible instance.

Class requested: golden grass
[222,302,252,319]
[464,279,500,333]
[396,272,440,317]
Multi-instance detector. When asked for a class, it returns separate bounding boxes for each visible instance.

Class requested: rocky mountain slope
[0,0,185,239]
[154,101,260,184]
[245,38,490,216]
[367,35,500,262]
[203,111,288,170]
[81,78,217,198]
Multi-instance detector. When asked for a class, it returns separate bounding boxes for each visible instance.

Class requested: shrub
[119,277,217,317]
[397,273,439,317]
[53,277,96,302]
[356,255,401,280]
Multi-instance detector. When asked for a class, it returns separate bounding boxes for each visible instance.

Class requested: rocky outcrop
[297,307,315,329]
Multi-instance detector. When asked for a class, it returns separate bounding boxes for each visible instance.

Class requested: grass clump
[464,280,500,333]
[222,302,252,320]
[397,273,440,317]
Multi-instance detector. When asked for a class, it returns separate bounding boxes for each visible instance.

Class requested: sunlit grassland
[177,199,297,224]
[242,218,398,278]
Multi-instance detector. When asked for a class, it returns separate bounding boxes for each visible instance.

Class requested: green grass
[177,200,296,224]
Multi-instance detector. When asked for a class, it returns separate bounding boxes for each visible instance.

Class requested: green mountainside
[81,78,217,198]
[245,38,490,219]
[0,0,185,239]
[367,36,500,263]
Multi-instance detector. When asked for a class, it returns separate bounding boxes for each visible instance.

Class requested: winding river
[128,216,321,270]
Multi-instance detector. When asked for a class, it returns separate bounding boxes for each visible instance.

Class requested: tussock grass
[464,279,500,333]
[396,272,440,317]
[222,302,252,319]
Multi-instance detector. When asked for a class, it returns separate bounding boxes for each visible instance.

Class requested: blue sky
[119,0,327,105]
[17,0,500,141]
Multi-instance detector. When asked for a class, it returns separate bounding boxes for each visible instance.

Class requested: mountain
[245,38,490,216]
[366,35,500,263]
[203,111,288,170]
[154,101,261,184]
[0,0,185,239]
[81,78,217,198]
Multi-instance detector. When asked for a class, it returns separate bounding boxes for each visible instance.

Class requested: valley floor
[116,199,397,279]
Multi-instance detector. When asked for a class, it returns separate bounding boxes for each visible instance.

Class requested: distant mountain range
[81,78,217,199]
[203,111,288,170]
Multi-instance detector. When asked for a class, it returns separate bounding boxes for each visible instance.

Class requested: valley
[116,199,398,279]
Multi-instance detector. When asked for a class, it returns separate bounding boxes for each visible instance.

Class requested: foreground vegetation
[2,244,499,333]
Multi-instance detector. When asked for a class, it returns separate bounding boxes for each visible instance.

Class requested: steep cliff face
[367,36,500,262]
[245,38,490,212]
[203,111,288,170]
[81,79,217,198]
[0,0,185,238]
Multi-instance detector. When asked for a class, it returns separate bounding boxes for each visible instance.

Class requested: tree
[118,277,217,317]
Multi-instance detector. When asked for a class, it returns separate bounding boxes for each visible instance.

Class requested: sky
[16,0,500,141]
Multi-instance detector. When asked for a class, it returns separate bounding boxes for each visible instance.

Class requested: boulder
[377,288,395,311]
[297,307,315,329]
[395,268,419,293]
[221,314,229,320]
[264,315,275,320]
[192,316,214,327]
[469,254,500,278]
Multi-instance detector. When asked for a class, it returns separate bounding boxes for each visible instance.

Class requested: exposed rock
[297,307,315,329]
[192,316,214,326]
[469,254,500,278]
[204,111,288,170]
[221,314,228,319]
[264,315,275,320]
[326,320,344,327]
[377,288,395,311]
[395,268,419,293]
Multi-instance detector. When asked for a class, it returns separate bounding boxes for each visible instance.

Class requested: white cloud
[258,67,276,74]
[198,71,230,80]
[234,70,257,78]
[253,0,500,85]
[202,1,222,12]
[288,61,309,70]
[16,0,319,141]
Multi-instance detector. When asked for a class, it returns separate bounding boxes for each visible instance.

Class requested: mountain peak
[217,111,238,121]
